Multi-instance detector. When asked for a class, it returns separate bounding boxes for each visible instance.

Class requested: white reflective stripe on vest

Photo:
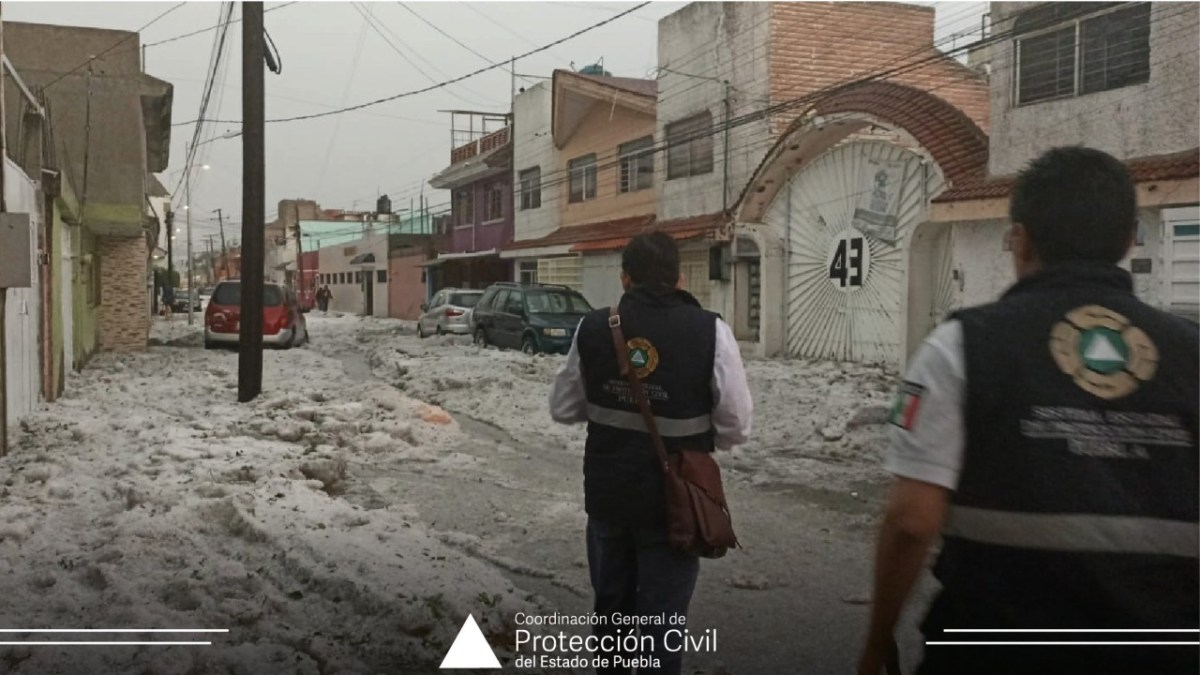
[944,506,1200,558]
[586,404,712,437]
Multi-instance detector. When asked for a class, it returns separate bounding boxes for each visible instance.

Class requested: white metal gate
[538,256,583,291]
[1163,206,1199,321]
[770,141,943,366]
[3,159,43,424]
[680,247,712,309]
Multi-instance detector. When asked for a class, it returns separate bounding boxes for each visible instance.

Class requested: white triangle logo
[440,614,502,669]
[1085,335,1124,363]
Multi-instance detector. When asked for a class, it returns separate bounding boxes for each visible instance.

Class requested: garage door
[1164,206,1200,321]
[537,256,583,291]
[680,247,712,309]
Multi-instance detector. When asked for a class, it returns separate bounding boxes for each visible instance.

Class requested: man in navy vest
[551,231,753,675]
[858,146,1199,674]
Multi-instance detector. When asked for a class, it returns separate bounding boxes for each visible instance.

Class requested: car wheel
[204,340,216,350]
[474,328,488,348]
[521,335,538,356]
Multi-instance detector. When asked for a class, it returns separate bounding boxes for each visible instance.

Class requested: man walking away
[161,285,175,319]
[858,146,1199,675]
[550,231,753,675]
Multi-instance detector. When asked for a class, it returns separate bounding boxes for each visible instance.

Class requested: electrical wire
[42,2,187,90]
[396,2,538,86]
[172,2,651,126]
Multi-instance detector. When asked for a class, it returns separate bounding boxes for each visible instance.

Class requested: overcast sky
[6,1,985,242]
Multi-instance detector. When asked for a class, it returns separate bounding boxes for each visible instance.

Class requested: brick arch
[737,81,989,223]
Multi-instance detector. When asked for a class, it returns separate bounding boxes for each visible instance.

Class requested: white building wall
[581,254,625,309]
[513,82,559,242]
[656,2,772,222]
[948,207,1187,315]
[4,159,42,426]
[988,2,1199,175]
[319,232,389,317]
[949,219,1013,309]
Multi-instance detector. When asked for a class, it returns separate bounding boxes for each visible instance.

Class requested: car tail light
[445,308,463,318]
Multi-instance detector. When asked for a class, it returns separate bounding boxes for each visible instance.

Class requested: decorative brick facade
[768,2,989,135]
[98,236,149,351]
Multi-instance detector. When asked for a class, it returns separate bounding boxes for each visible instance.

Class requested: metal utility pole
[214,207,229,278]
[206,235,216,284]
[238,1,265,403]
[185,158,194,325]
[291,199,304,302]
[165,209,174,283]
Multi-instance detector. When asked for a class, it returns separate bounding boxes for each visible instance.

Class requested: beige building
[4,21,173,352]
[505,69,717,309]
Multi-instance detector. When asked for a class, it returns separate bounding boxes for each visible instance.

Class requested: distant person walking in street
[550,231,753,675]
[160,285,175,319]
[317,285,332,312]
[858,147,1198,675]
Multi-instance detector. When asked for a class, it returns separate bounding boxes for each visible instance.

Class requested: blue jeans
[586,518,700,675]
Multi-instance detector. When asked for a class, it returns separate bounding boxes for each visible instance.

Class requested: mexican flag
[888,381,926,431]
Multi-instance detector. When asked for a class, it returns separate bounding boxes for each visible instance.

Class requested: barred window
[666,112,714,180]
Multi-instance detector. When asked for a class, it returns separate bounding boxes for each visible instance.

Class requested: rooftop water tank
[578,63,611,77]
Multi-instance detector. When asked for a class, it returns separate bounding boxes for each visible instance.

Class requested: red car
[204,280,309,350]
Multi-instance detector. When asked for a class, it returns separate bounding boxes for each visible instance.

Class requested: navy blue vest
[921,262,1198,672]
[575,285,718,528]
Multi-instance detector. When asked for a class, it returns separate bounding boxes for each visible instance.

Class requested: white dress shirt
[549,317,753,450]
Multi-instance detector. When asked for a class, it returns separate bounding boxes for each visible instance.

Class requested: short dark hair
[622,231,680,287]
[1009,146,1137,264]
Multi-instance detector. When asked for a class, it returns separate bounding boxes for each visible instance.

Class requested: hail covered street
[0,313,938,675]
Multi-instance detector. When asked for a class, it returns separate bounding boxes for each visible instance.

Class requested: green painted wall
[50,205,66,396]
[71,225,100,368]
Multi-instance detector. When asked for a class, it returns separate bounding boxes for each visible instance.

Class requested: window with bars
[568,154,598,203]
[1015,3,1150,106]
[453,187,475,227]
[484,183,504,222]
[666,111,715,180]
[519,260,538,285]
[519,167,542,210]
[619,136,655,193]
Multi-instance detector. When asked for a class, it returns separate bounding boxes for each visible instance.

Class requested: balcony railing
[450,127,510,164]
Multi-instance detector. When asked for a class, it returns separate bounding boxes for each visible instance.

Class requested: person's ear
[620,270,632,291]
[1010,223,1041,278]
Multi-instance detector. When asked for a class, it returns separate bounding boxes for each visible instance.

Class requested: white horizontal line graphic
[0,642,212,646]
[945,624,1200,629]
[928,641,1199,646]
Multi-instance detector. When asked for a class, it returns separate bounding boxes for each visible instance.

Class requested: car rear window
[211,284,284,307]
[451,293,481,308]
[526,290,591,314]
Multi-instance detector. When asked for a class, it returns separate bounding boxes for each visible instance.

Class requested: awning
[417,248,499,267]
[569,227,713,253]
[349,252,377,265]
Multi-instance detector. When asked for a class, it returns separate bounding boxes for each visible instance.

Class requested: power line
[350,1,502,109]
[397,2,538,86]
[43,2,187,90]
[142,2,299,49]
[173,2,650,127]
